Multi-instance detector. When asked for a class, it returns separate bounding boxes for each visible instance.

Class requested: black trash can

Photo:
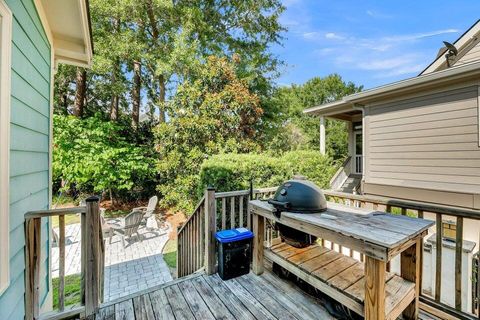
[215,228,254,280]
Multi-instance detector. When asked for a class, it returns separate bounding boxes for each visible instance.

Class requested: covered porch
[304,101,364,193]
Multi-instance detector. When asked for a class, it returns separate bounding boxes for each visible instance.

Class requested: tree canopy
[155,56,263,211]
[52,1,363,213]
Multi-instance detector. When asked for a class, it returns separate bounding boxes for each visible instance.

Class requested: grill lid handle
[267,199,292,218]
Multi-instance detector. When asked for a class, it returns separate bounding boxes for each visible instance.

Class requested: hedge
[198,151,336,195]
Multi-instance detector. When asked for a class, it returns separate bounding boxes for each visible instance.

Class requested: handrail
[24,197,103,320]
[177,196,205,234]
[329,156,351,186]
[24,206,86,219]
[324,190,480,220]
[215,187,278,199]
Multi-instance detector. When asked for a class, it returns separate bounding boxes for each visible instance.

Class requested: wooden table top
[250,200,434,250]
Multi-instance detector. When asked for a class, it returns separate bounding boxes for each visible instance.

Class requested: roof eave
[305,61,480,116]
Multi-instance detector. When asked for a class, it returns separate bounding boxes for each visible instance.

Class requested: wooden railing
[323,190,480,320]
[329,156,352,190]
[176,195,206,278]
[176,186,277,278]
[24,196,104,320]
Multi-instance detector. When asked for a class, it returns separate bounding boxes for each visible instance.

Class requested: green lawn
[162,239,177,269]
[51,215,81,229]
[52,274,82,309]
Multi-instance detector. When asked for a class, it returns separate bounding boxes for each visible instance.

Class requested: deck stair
[337,174,362,193]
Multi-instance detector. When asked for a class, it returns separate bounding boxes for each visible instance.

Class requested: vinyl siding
[0,0,51,319]
[456,41,480,66]
[365,86,480,196]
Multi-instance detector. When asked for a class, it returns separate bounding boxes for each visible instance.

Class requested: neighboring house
[305,19,480,211]
[0,1,92,319]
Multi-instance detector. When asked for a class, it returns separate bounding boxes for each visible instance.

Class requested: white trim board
[0,0,12,296]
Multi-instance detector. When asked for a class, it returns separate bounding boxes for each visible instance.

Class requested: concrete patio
[52,219,173,302]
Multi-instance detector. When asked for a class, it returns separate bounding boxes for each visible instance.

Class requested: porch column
[319,116,326,155]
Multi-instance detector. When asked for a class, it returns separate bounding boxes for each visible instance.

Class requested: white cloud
[366,10,393,19]
[303,31,320,40]
[383,29,459,42]
[356,55,419,71]
[376,64,425,77]
[325,32,344,40]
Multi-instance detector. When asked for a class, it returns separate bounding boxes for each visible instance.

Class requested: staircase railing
[176,186,277,277]
[24,196,104,320]
[329,156,352,190]
[323,190,480,320]
[176,195,206,278]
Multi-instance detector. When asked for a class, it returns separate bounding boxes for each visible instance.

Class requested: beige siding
[365,86,480,195]
[456,41,480,66]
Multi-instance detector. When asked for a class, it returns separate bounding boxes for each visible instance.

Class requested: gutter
[305,60,480,115]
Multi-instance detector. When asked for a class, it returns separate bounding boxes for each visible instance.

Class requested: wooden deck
[94,268,442,320]
[94,269,335,320]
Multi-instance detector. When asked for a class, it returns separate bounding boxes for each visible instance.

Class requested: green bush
[53,114,156,202]
[198,151,336,196]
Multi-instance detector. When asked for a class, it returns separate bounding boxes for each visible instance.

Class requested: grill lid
[268,179,327,214]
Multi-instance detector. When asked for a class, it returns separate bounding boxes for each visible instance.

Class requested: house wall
[456,40,480,66]
[363,84,480,209]
[0,0,51,319]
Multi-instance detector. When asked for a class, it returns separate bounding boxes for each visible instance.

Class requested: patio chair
[111,209,145,248]
[136,196,158,229]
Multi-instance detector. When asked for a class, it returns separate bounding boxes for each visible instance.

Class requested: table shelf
[266,242,416,320]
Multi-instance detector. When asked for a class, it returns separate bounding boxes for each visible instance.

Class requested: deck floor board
[95,269,335,320]
[94,260,441,320]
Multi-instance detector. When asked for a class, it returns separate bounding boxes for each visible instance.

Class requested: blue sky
[273,1,480,89]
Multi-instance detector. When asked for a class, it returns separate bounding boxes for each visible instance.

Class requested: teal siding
[0,0,51,319]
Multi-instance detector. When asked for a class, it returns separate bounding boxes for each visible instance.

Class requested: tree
[155,56,263,212]
[73,68,87,117]
[132,61,141,128]
[264,74,363,160]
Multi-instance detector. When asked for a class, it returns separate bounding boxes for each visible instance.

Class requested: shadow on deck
[95,266,440,320]
[95,268,335,320]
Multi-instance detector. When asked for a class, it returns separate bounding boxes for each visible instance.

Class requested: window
[0,0,12,295]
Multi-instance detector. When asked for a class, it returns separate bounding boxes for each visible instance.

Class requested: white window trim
[0,0,12,296]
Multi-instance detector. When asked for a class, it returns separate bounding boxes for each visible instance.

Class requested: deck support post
[204,187,216,275]
[320,116,326,155]
[82,196,102,317]
[365,256,386,320]
[25,217,41,320]
[401,239,421,319]
[252,212,264,275]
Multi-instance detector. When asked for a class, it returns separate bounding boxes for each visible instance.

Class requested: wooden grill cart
[250,200,434,320]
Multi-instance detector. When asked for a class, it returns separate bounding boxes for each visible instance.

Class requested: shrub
[53,114,156,202]
[198,151,335,197]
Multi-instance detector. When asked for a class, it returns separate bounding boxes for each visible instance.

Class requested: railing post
[25,217,41,320]
[204,187,216,275]
[82,196,102,317]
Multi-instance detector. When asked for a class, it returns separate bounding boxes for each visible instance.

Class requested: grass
[53,194,76,206]
[162,239,177,269]
[50,208,130,228]
[52,274,82,309]
[104,210,130,218]
[51,215,81,229]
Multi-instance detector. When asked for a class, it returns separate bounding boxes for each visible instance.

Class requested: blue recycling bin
[215,228,254,280]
